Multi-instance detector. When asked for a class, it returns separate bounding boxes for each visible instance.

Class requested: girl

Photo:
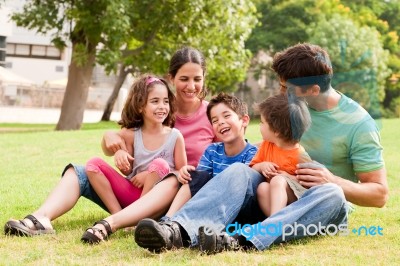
[79,47,216,244]
[105,47,214,167]
[80,75,187,243]
[4,47,215,243]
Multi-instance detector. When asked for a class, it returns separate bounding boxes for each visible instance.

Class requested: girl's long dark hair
[118,74,176,129]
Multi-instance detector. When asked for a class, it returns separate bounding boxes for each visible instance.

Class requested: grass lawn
[0,119,399,265]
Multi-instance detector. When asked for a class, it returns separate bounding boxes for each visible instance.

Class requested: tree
[100,0,258,121]
[246,0,314,53]
[11,0,135,130]
[12,0,258,128]
[308,14,390,116]
[245,0,354,53]
[375,0,400,116]
[244,0,353,90]
[245,0,396,116]
[333,0,400,116]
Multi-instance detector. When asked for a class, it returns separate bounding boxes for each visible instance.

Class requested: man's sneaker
[198,226,240,254]
[134,218,183,252]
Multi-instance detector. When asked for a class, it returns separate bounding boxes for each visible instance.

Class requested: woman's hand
[102,130,128,155]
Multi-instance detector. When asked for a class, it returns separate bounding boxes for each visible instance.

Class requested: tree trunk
[101,64,130,121]
[55,46,96,130]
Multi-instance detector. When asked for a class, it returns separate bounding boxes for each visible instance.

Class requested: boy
[163,92,258,218]
[251,93,312,217]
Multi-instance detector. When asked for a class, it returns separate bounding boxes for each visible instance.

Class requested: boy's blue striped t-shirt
[196,141,258,177]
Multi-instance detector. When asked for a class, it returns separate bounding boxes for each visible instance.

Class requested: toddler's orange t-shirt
[249,140,311,174]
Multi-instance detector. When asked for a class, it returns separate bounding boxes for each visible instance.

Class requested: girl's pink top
[175,101,215,167]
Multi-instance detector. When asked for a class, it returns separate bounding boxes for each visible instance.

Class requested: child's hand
[129,171,148,188]
[177,165,195,184]
[115,150,134,174]
[257,162,279,180]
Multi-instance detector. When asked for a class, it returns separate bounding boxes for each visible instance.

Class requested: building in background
[1,0,70,85]
[0,6,11,68]
[0,0,128,111]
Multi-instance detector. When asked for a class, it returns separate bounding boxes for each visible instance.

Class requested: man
[134,43,388,253]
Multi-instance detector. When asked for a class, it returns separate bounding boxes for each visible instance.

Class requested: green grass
[0,121,119,133]
[0,119,399,265]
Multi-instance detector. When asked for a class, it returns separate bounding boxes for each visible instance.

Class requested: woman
[4,47,216,242]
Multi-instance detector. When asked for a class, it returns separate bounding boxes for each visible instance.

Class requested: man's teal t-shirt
[300,92,384,182]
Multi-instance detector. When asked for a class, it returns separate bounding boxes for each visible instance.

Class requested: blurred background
[1,0,399,127]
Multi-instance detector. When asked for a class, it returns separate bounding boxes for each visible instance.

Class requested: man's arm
[296,164,388,207]
[333,168,388,207]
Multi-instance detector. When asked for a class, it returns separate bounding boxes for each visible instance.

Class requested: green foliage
[246,0,313,52]
[377,0,400,115]
[245,0,352,52]
[12,0,258,94]
[246,0,399,117]
[97,0,259,93]
[380,0,400,39]
[308,14,390,108]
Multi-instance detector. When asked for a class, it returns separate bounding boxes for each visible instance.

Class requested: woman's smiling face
[171,62,204,104]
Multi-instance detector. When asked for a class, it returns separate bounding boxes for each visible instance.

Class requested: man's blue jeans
[171,163,348,250]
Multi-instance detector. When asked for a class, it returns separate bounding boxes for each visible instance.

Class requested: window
[15,44,30,55]
[0,36,6,47]
[47,46,61,57]
[32,45,46,56]
[0,36,6,67]
[6,43,15,54]
[6,43,62,60]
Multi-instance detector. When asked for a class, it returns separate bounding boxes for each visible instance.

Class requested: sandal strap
[94,220,113,236]
[87,227,107,239]
[23,215,46,230]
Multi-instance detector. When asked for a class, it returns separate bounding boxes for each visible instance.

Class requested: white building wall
[7,56,69,85]
[1,0,71,85]
[0,1,127,112]
[0,7,12,36]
